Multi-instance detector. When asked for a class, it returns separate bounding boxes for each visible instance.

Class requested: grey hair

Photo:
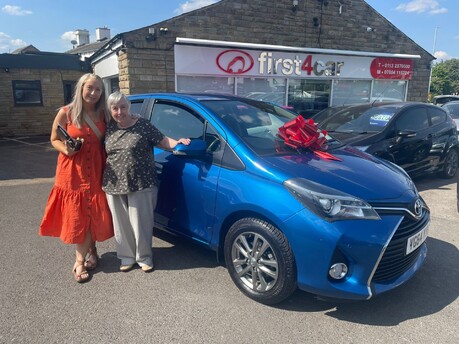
[67,73,110,127]
[107,91,131,112]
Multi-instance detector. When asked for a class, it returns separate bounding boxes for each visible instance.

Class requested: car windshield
[318,106,397,133]
[202,99,341,155]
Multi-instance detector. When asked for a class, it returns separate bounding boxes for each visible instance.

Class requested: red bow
[278,116,341,161]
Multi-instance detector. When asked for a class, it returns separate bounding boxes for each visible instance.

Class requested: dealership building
[91,0,433,117]
[0,0,434,136]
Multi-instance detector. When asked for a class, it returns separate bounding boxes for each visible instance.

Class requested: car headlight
[283,178,380,222]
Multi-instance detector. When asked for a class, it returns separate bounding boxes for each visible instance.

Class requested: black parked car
[312,102,459,178]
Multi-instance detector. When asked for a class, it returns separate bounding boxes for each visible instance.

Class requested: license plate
[406,224,429,255]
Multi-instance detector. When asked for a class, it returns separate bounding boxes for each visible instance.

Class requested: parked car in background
[441,100,459,130]
[128,93,429,304]
[312,102,459,179]
[432,95,459,106]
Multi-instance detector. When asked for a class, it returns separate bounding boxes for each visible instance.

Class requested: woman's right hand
[63,138,83,156]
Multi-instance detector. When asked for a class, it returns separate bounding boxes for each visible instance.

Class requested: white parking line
[1,137,51,147]
[0,177,55,187]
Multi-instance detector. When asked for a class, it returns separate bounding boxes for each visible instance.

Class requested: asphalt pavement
[0,136,458,344]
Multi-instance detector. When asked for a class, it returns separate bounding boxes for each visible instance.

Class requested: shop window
[288,79,331,117]
[63,80,76,105]
[12,80,43,106]
[176,76,235,94]
[236,78,286,106]
[331,80,371,106]
[372,80,406,102]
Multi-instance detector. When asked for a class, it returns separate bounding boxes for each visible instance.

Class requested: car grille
[372,210,429,283]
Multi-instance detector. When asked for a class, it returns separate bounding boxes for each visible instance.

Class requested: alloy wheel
[231,232,278,292]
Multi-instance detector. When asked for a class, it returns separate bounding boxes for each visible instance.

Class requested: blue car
[128,93,430,304]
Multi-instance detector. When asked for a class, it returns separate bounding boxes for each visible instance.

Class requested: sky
[0,0,458,61]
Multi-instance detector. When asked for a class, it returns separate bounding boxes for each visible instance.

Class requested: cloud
[61,31,77,42]
[1,5,32,16]
[0,32,27,53]
[434,51,451,60]
[396,0,447,15]
[174,0,219,15]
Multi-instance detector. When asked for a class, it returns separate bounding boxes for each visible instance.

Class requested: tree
[430,59,459,96]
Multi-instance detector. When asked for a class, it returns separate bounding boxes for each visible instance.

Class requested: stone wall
[118,0,432,101]
[0,68,85,136]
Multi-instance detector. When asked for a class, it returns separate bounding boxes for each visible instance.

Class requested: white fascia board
[175,37,421,59]
[91,39,124,64]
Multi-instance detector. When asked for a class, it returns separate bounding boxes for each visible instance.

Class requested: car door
[389,106,432,174]
[148,99,224,244]
[427,106,453,166]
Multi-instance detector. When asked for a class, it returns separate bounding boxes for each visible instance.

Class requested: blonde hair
[66,73,110,127]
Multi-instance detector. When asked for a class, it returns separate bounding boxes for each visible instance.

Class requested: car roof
[128,92,243,102]
[326,101,427,112]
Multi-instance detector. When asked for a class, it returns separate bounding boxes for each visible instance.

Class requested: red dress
[39,110,114,244]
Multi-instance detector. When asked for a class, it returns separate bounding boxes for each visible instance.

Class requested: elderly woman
[103,91,190,272]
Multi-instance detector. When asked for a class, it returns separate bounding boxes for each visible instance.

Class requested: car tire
[224,218,297,305]
[441,148,458,178]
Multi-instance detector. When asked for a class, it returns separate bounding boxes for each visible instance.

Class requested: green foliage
[430,59,459,97]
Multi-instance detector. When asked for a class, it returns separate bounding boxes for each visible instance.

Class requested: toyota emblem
[414,199,423,217]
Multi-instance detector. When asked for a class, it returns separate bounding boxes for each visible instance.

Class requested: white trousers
[106,187,158,267]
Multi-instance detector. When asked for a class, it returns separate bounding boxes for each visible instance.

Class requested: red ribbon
[278,115,342,161]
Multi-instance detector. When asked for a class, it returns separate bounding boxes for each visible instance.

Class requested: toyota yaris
[128,93,430,304]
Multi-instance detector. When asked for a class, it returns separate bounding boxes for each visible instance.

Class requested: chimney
[75,29,90,46]
[96,27,111,41]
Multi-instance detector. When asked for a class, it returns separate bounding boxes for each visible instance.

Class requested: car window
[130,100,144,116]
[441,103,459,119]
[203,99,301,155]
[428,107,447,126]
[150,102,204,140]
[395,107,429,131]
[319,106,395,133]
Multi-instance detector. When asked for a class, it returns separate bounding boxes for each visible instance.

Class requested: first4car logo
[216,50,254,74]
[215,49,344,77]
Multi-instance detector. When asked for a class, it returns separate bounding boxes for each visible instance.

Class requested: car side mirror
[172,139,206,156]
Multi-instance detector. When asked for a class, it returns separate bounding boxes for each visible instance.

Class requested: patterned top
[102,118,165,195]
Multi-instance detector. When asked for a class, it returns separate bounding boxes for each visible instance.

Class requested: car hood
[260,146,414,201]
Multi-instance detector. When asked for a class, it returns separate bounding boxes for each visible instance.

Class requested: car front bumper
[282,209,429,300]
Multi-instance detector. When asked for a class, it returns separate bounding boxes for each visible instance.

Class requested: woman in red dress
[39,73,113,283]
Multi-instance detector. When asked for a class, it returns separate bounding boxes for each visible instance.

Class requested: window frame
[12,80,43,106]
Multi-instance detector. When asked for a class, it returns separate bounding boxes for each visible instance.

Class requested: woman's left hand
[177,138,191,145]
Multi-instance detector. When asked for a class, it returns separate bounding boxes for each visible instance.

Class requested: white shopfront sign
[175,39,416,80]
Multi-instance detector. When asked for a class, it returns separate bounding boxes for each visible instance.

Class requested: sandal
[73,260,89,283]
[84,247,98,270]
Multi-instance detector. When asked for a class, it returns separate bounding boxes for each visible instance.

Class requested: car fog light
[329,263,348,280]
